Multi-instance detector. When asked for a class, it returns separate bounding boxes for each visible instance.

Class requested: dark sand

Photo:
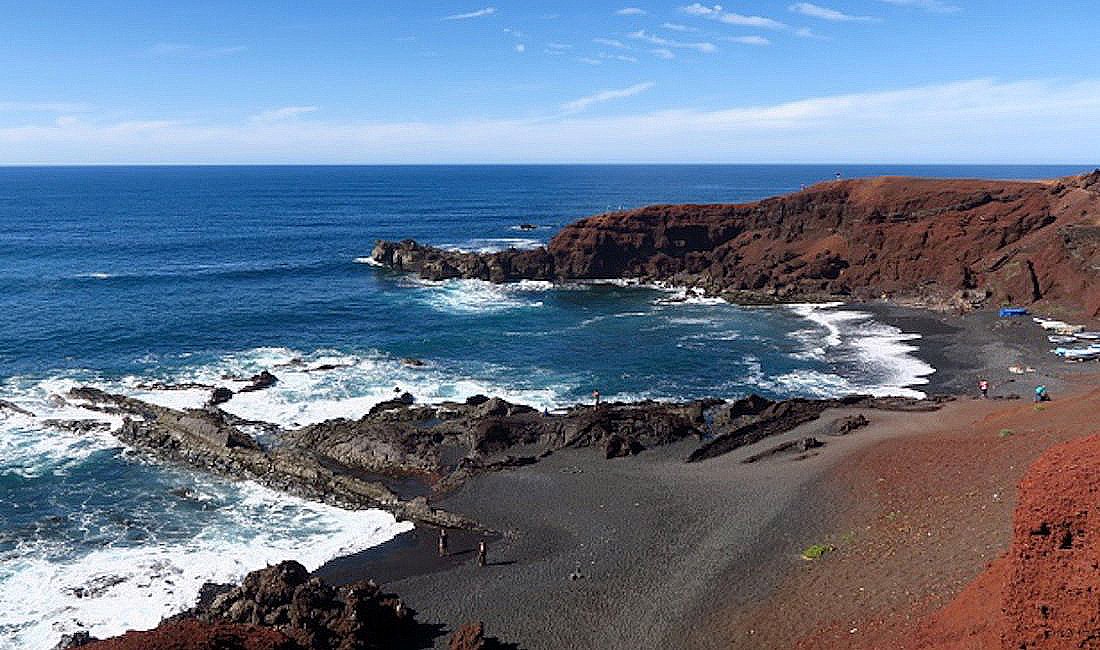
[313,304,1097,649]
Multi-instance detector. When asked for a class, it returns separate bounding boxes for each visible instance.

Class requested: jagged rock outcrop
[63,387,476,530]
[78,561,421,650]
[372,172,1100,317]
[284,398,716,480]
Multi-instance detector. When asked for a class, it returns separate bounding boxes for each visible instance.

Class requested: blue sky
[2,1,1099,163]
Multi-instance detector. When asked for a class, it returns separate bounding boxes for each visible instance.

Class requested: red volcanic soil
[548,172,1100,317]
[720,381,1100,649]
[82,619,298,649]
[912,432,1100,649]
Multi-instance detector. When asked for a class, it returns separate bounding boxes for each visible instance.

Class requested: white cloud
[443,7,496,20]
[875,0,960,13]
[601,53,639,63]
[546,42,572,50]
[249,106,318,123]
[616,7,647,15]
[593,37,629,49]
[725,35,771,46]
[561,81,656,113]
[652,48,676,59]
[577,57,603,65]
[662,22,699,32]
[681,4,787,29]
[6,79,1100,164]
[790,2,878,22]
[629,30,716,53]
[515,43,526,53]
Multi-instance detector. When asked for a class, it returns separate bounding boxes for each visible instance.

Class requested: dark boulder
[208,387,234,407]
[240,371,278,393]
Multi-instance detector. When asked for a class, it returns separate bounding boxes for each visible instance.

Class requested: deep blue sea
[0,164,1087,646]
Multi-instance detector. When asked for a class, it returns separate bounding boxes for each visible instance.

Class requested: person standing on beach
[979,379,989,399]
[477,540,487,567]
[592,390,601,407]
[438,528,448,557]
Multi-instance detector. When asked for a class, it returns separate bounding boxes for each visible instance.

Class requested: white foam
[441,238,542,253]
[786,303,935,398]
[0,481,411,649]
[353,256,383,267]
[74,272,114,280]
[415,278,545,315]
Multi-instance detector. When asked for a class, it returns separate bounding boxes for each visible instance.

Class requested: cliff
[372,171,1100,317]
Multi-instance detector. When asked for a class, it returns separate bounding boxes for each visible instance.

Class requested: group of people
[977,378,1050,403]
[438,528,487,567]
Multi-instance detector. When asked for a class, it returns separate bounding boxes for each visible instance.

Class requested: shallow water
[0,164,1084,646]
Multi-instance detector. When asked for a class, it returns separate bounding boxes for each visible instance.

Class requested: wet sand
[312,304,1098,649]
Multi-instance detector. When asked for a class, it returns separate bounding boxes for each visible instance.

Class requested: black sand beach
[313,303,1095,649]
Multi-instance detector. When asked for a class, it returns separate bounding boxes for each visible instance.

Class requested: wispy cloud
[875,0,960,13]
[601,53,639,63]
[790,2,878,22]
[515,43,526,53]
[9,79,1100,164]
[562,81,656,113]
[651,48,676,59]
[443,7,496,20]
[546,42,572,50]
[725,35,771,46]
[594,37,629,49]
[577,57,603,65]
[148,42,247,58]
[616,7,647,15]
[628,30,716,53]
[662,22,699,32]
[250,106,318,123]
[681,4,787,30]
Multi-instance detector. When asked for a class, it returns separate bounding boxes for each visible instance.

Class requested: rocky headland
[372,171,1100,317]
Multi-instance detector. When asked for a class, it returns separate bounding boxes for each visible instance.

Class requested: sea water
[0,164,1084,646]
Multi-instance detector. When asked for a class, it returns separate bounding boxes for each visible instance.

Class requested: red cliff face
[547,172,1100,316]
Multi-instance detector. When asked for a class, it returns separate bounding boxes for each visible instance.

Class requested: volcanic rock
[208,386,234,406]
[373,173,1100,317]
[240,371,278,393]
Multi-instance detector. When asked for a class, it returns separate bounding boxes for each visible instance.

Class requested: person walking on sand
[438,528,448,557]
[476,540,487,567]
[978,379,989,399]
[592,389,601,407]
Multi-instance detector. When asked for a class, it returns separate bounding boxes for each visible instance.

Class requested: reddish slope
[912,433,1100,648]
[547,172,1100,316]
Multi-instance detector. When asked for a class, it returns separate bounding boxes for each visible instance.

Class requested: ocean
[0,164,1085,647]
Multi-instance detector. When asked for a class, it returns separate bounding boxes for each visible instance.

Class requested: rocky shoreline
[42,383,948,535]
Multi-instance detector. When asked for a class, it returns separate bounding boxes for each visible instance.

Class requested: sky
[1,1,1099,164]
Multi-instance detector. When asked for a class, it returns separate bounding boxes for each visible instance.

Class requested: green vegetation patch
[801,543,835,560]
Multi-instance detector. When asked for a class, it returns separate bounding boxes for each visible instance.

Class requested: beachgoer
[438,528,448,557]
[477,540,487,567]
[592,390,601,407]
[1034,385,1048,403]
[393,386,401,394]
[978,379,989,399]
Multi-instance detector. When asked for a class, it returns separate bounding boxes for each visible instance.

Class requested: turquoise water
[0,164,1086,646]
